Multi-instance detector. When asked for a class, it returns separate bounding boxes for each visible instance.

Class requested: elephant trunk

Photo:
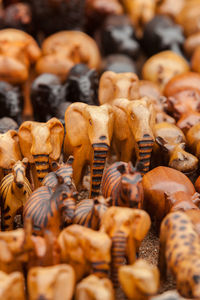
[111,231,127,288]
[137,134,154,175]
[91,261,110,278]
[91,143,109,198]
[33,154,49,182]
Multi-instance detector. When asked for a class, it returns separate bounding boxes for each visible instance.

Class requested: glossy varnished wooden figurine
[0,271,25,300]
[186,123,200,159]
[142,166,197,225]
[100,207,151,287]
[99,71,139,105]
[159,211,200,298]
[28,264,75,300]
[0,158,32,230]
[156,0,185,20]
[58,224,111,282]
[112,97,155,174]
[101,161,143,208]
[153,122,198,174]
[19,118,64,188]
[64,103,114,197]
[36,31,101,82]
[75,275,115,300]
[142,50,189,91]
[119,259,160,300]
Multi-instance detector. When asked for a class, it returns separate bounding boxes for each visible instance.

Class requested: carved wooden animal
[28,264,75,300]
[64,102,114,197]
[119,259,160,300]
[0,271,25,300]
[112,97,155,174]
[186,123,200,159]
[151,290,185,300]
[75,275,115,300]
[0,158,32,230]
[98,71,139,105]
[58,224,111,282]
[159,211,200,298]
[166,191,200,214]
[73,196,109,230]
[156,0,185,19]
[19,118,64,188]
[142,51,189,90]
[36,31,101,82]
[185,209,200,237]
[100,207,151,287]
[24,183,76,237]
[142,166,197,224]
[153,122,198,174]
[101,161,143,208]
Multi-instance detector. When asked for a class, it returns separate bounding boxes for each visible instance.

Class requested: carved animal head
[12,158,28,189]
[99,71,139,104]
[165,191,200,213]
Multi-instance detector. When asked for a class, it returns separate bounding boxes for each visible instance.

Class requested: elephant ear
[18,121,34,163]
[47,118,64,161]
[65,102,88,147]
[99,71,115,105]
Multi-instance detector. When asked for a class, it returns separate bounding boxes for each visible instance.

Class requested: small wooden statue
[28,264,75,300]
[159,211,200,298]
[98,71,139,105]
[100,207,151,287]
[64,102,114,197]
[58,224,111,282]
[186,123,200,159]
[0,271,25,300]
[75,275,115,300]
[101,161,143,208]
[19,118,64,188]
[0,158,32,230]
[36,31,101,82]
[150,290,185,300]
[119,259,160,300]
[156,0,185,20]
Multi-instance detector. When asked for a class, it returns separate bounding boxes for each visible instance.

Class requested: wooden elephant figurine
[64,102,114,197]
[119,259,160,300]
[75,275,115,300]
[153,122,198,174]
[0,158,32,230]
[0,271,25,300]
[98,71,139,105]
[159,211,200,298]
[101,161,144,208]
[58,224,111,282]
[186,123,200,159]
[28,264,75,300]
[36,31,101,82]
[19,118,64,188]
[100,207,151,287]
[112,97,155,174]
[0,130,22,181]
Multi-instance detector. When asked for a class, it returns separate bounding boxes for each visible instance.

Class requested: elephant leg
[73,147,87,188]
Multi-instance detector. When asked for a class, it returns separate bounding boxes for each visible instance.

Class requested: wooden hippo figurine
[0,158,32,230]
[101,161,143,208]
[142,166,198,225]
[119,259,160,300]
[159,211,200,298]
[153,122,198,174]
[112,97,155,174]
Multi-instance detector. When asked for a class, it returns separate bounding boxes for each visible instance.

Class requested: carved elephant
[112,97,155,174]
[28,264,75,300]
[58,224,111,282]
[36,31,101,82]
[100,207,151,287]
[75,275,114,300]
[98,71,139,105]
[119,259,160,300]
[0,271,25,300]
[0,130,22,181]
[64,102,114,197]
[19,118,64,188]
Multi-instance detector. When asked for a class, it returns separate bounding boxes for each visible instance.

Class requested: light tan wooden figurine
[58,225,111,282]
[0,271,25,300]
[19,118,64,188]
[36,31,101,82]
[28,264,75,300]
[112,97,155,174]
[75,275,114,300]
[186,123,200,159]
[64,102,114,197]
[119,259,160,300]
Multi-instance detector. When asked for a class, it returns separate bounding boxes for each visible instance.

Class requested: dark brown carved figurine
[101,161,143,208]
